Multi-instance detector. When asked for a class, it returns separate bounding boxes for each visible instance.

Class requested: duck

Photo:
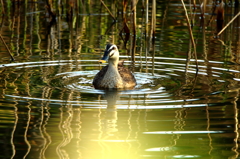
[93,44,136,89]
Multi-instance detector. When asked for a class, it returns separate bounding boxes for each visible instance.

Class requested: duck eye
[110,48,115,52]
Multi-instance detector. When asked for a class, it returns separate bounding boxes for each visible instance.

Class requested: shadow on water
[0,0,240,159]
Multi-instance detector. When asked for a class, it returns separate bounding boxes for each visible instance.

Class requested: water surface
[0,1,240,159]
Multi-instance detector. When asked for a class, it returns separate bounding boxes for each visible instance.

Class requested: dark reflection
[101,90,121,133]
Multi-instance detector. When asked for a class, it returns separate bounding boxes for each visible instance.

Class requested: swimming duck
[93,44,136,89]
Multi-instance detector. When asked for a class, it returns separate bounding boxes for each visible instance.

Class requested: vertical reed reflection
[57,93,74,159]
[57,106,74,159]
[185,39,191,82]
[10,103,18,159]
[206,105,213,155]
[23,111,31,159]
[40,87,52,159]
[232,90,239,158]
[23,100,31,159]
[57,106,65,159]
[75,107,82,159]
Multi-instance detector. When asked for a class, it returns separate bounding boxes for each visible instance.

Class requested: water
[0,1,240,159]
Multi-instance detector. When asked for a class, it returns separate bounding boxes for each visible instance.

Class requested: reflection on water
[0,0,240,159]
[1,57,240,159]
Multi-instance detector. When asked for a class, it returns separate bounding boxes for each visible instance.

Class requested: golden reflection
[57,102,74,158]
[40,87,53,159]
[10,103,18,159]
[57,106,65,159]
[232,90,239,158]
[206,105,213,155]
[23,102,31,159]
[171,109,185,147]
[86,90,139,159]
[75,108,82,159]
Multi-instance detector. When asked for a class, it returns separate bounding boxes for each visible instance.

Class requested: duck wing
[118,66,136,86]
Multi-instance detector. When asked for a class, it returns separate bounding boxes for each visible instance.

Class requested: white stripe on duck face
[107,45,117,52]
[107,45,118,57]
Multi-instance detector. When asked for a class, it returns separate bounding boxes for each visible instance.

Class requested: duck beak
[98,59,107,64]
[98,50,109,64]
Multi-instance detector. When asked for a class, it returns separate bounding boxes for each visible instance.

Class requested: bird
[93,44,136,89]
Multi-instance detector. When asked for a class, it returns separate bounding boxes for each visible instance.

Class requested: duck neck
[107,58,121,78]
[108,58,119,68]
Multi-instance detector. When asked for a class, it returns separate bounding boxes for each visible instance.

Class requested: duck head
[99,44,119,66]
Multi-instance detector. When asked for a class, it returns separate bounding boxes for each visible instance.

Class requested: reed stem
[100,0,116,21]
[0,34,14,62]
[217,11,240,36]
[180,0,198,72]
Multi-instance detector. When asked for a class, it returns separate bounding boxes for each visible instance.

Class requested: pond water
[0,1,240,159]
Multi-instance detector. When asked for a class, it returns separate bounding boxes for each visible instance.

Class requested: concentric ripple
[1,56,240,109]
